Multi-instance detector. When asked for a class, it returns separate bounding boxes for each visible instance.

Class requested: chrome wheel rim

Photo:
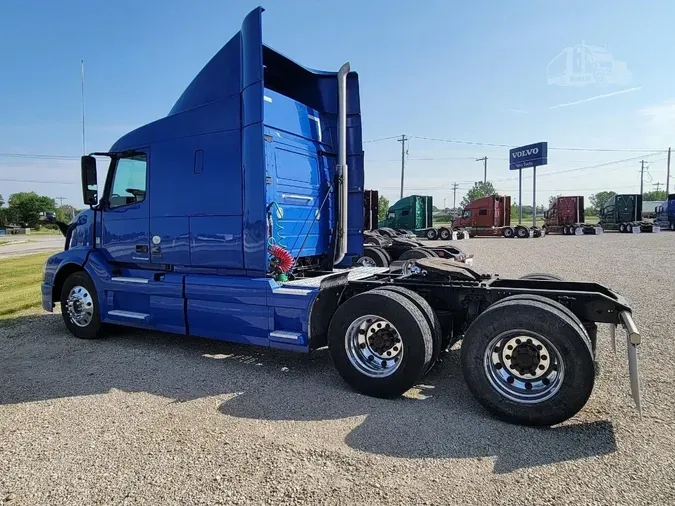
[357,256,377,268]
[345,315,403,378]
[66,285,94,327]
[483,330,564,404]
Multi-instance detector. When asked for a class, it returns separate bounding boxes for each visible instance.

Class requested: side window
[401,210,410,216]
[387,212,395,219]
[109,154,147,209]
[478,209,488,216]
[462,210,472,219]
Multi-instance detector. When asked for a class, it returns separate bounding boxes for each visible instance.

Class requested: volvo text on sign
[509,142,548,170]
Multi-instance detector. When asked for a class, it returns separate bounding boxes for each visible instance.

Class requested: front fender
[42,248,91,311]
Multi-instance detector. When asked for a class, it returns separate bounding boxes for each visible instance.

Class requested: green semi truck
[379,195,456,240]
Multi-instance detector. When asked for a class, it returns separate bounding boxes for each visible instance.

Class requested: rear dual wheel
[328,289,437,398]
[357,247,391,267]
[460,295,594,426]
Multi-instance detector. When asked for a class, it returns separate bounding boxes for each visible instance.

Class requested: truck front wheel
[328,290,433,398]
[60,271,103,340]
[460,298,594,426]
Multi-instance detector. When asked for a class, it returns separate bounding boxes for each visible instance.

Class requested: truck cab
[42,6,363,351]
[379,195,433,231]
[452,195,510,230]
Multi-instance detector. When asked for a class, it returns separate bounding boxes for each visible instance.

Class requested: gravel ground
[1,232,674,505]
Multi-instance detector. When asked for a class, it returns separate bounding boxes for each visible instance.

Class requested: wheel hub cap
[345,315,403,378]
[66,285,94,327]
[484,331,563,404]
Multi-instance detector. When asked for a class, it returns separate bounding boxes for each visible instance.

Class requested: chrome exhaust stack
[334,62,350,266]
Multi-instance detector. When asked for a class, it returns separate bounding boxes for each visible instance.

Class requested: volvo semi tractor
[452,195,543,238]
[543,196,602,235]
[598,194,659,233]
[41,7,642,426]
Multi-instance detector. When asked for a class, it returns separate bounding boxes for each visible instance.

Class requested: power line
[363,136,401,144]
[491,153,661,183]
[0,153,79,160]
[0,178,75,185]
[411,135,668,153]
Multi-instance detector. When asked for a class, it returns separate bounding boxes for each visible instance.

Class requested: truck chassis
[545,223,603,235]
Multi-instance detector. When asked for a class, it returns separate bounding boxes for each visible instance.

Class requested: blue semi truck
[41,7,643,426]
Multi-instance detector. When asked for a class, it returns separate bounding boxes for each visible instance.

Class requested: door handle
[135,245,148,253]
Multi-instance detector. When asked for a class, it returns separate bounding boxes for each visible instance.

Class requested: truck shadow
[1,313,616,474]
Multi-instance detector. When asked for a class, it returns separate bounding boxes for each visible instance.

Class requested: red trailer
[452,195,543,238]
[543,196,602,235]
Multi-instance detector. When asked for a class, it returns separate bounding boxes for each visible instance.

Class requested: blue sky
[1,0,673,208]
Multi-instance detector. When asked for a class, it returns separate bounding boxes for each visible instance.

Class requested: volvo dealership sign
[509,142,548,170]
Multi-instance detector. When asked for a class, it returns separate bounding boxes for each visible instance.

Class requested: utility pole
[666,147,671,195]
[451,182,459,209]
[398,134,408,199]
[640,160,647,196]
[476,156,488,183]
[653,182,663,192]
[55,196,66,207]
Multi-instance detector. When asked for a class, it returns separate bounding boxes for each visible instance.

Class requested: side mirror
[81,155,98,206]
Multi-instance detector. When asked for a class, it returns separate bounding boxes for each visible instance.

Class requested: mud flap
[619,312,642,417]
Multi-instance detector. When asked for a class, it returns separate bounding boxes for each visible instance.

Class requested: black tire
[460,298,594,426]
[516,226,529,239]
[490,293,599,370]
[670,222,675,231]
[60,271,103,340]
[439,227,452,240]
[372,286,442,375]
[425,229,438,240]
[619,223,626,233]
[398,248,438,261]
[358,247,390,267]
[626,223,633,233]
[502,227,514,238]
[519,273,563,281]
[328,290,434,398]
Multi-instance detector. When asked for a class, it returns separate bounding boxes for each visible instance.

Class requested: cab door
[100,151,150,265]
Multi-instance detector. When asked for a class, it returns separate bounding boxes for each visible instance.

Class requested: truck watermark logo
[547,43,632,87]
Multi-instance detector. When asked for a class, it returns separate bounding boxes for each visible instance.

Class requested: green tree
[460,181,497,209]
[585,206,597,217]
[643,190,667,201]
[56,205,77,223]
[589,191,616,214]
[0,194,4,207]
[6,192,56,228]
[378,195,390,221]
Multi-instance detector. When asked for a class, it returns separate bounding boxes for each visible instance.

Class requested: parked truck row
[371,192,667,240]
[41,6,643,427]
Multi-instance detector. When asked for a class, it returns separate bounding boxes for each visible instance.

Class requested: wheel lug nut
[538,364,545,370]
[368,355,374,361]
[381,360,387,367]
[541,355,548,361]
